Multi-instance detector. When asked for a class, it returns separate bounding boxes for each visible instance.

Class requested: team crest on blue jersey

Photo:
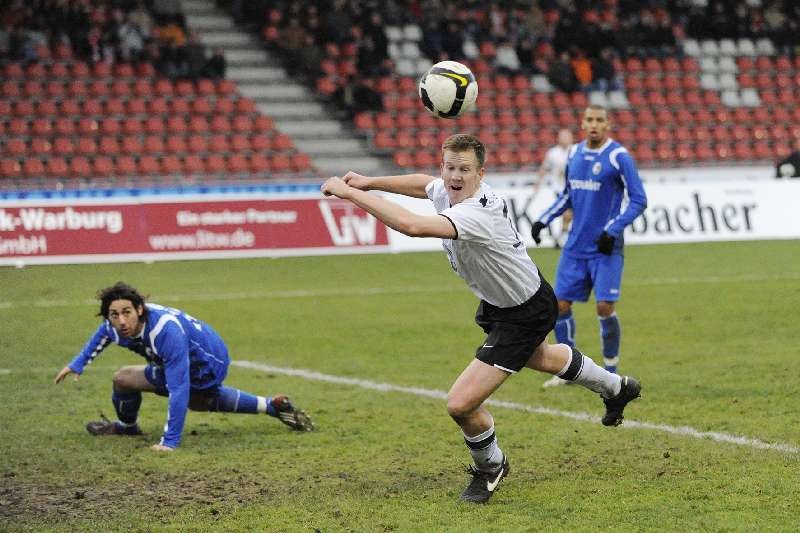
[592,162,602,175]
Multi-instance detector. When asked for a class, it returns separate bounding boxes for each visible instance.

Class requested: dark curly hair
[97,282,147,319]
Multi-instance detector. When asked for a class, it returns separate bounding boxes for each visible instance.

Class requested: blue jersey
[537,139,647,257]
[69,303,230,448]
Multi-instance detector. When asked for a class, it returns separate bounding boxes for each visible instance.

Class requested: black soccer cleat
[86,414,143,436]
[271,395,314,432]
[459,456,510,504]
[602,376,641,427]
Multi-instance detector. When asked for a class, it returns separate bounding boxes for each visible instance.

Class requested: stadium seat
[46,157,69,178]
[22,158,46,178]
[121,136,144,155]
[250,134,271,152]
[205,154,227,174]
[184,155,205,174]
[0,158,23,178]
[115,156,138,175]
[76,137,98,156]
[13,100,35,117]
[30,138,52,157]
[187,135,208,154]
[249,153,270,173]
[143,136,165,154]
[92,156,115,176]
[160,155,183,175]
[165,136,188,154]
[230,135,251,152]
[4,139,27,157]
[208,135,230,153]
[69,156,92,178]
[228,154,249,174]
[138,155,160,175]
[53,137,75,156]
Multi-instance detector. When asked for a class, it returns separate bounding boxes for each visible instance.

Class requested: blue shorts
[554,253,624,302]
[144,360,228,397]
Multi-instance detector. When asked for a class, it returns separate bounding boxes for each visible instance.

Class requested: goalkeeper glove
[531,221,547,245]
[596,231,615,255]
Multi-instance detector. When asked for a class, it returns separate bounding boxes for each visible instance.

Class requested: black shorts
[474,277,558,373]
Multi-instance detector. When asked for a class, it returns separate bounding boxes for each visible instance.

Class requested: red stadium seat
[13,100,35,117]
[208,135,230,153]
[121,136,144,155]
[144,117,166,135]
[46,157,69,177]
[187,135,208,153]
[36,99,59,117]
[4,139,27,157]
[249,153,270,173]
[0,158,23,178]
[7,118,29,137]
[92,156,115,176]
[122,118,143,135]
[191,97,212,115]
[184,155,205,174]
[210,115,232,134]
[22,158,46,178]
[230,135,251,152]
[187,116,209,134]
[99,137,121,155]
[205,154,227,173]
[31,118,53,136]
[236,98,257,114]
[69,156,92,178]
[127,98,148,115]
[115,156,138,175]
[76,137,98,156]
[170,98,191,114]
[143,136,165,154]
[138,155,160,175]
[165,136,188,154]
[30,138,52,157]
[228,154,249,173]
[105,98,126,116]
[45,81,65,98]
[250,134,271,152]
[272,134,294,151]
[160,155,183,175]
[53,137,75,156]
[100,119,121,136]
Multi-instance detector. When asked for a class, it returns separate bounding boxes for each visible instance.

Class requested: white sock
[558,346,622,398]
[463,423,504,472]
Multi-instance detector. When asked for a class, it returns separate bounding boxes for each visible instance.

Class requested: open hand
[54,366,80,384]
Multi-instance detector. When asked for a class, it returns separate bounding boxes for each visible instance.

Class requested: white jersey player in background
[532,128,574,248]
[320,133,641,504]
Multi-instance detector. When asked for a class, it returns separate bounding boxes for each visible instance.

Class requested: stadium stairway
[182,0,389,176]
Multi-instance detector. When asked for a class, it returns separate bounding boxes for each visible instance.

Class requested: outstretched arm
[322,177,456,238]
[342,171,436,199]
[54,323,113,384]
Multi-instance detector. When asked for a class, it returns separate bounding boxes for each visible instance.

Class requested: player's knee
[112,369,135,391]
[446,395,476,421]
[597,301,615,317]
[558,300,572,316]
[188,393,215,412]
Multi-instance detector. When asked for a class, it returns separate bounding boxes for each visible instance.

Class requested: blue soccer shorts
[554,253,624,302]
[144,360,228,397]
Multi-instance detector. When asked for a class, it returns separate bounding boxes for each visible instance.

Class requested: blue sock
[555,311,575,348]
[112,390,141,425]
[212,386,263,414]
[599,314,621,373]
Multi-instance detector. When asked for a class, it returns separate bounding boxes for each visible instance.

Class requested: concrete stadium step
[182,0,217,15]
[224,49,271,65]
[256,102,326,119]
[226,66,288,83]
[200,31,258,48]
[238,83,310,101]
[313,156,389,176]
[293,138,365,156]
[186,15,235,31]
[275,120,344,138]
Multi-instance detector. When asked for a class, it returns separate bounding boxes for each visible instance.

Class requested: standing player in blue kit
[54,282,314,451]
[532,105,648,387]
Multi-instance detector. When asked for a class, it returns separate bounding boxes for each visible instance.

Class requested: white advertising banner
[385,180,800,252]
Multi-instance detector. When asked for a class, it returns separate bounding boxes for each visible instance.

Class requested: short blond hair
[441,134,486,168]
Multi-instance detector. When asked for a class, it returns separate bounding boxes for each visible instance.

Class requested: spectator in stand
[570,48,592,92]
[334,75,383,117]
[420,18,444,61]
[776,139,800,178]
[296,34,325,78]
[158,40,189,79]
[495,38,521,75]
[357,34,387,78]
[323,0,353,44]
[184,30,208,79]
[548,50,577,93]
[362,11,389,62]
[279,17,308,76]
[442,21,465,60]
[117,12,147,62]
[203,47,226,80]
[592,48,622,92]
[516,38,535,75]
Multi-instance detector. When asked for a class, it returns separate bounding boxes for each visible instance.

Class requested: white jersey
[426,179,541,307]
[540,144,570,192]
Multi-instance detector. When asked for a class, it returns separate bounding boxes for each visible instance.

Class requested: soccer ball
[418,61,478,119]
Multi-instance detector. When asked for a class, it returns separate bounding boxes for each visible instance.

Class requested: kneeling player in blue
[532,105,647,387]
[54,282,313,451]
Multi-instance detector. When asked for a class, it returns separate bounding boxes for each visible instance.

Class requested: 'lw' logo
[318,201,377,246]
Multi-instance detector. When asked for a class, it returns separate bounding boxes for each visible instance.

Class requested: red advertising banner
[0,196,389,265]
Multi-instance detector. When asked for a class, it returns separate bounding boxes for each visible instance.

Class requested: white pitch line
[1,271,799,310]
[233,360,800,455]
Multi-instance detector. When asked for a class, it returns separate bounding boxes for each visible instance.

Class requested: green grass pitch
[1,240,799,531]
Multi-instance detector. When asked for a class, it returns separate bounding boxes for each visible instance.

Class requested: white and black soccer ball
[418,60,478,119]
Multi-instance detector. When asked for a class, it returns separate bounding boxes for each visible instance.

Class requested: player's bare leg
[447,360,511,503]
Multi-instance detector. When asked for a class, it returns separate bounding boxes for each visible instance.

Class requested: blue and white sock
[599,314,621,373]
[112,390,141,425]
[463,423,504,473]
[555,310,575,348]
[212,386,270,414]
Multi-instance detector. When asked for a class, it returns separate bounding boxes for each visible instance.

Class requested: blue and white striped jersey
[536,139,648,257]
[68,303,230,448]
